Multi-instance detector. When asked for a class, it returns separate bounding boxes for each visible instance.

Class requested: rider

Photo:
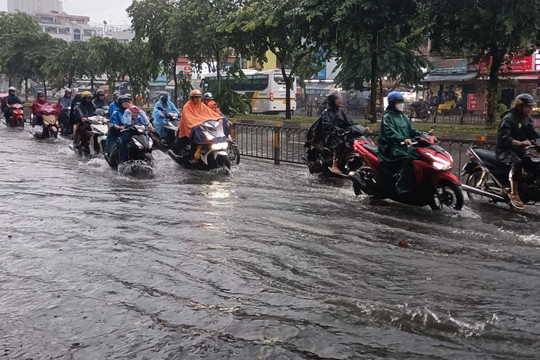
[108,92,120,117]
[107,95,132,161]
[92,89,109,110]
[31,91,50,126]
[124,104,153,129]
[152,92,180,139]
[73,91,96,150]
[177,89,223,158]
[3,87,22,121]
[496,93,540,209]
[58,89,73,134]
[378,91,424,196]
[321,92,367,174]
[203,92,220,113]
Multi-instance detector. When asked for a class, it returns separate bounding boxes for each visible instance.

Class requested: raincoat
[92,98,109,110]
[75,101,96,122]
[32,98,51,126]
[205,100,220,114]
[106,107,128,159]
[108,101,119,117]
[178,99,222,139]
[153,96,180,138]
[124,109,150,125]
[378,107,423,196]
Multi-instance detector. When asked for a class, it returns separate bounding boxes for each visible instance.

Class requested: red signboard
[468,94,478,110]
[183,66,192,74]
[479,54,534,74]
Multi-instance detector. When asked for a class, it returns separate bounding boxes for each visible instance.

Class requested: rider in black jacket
[322,92,367,174]
[496,93,540,209]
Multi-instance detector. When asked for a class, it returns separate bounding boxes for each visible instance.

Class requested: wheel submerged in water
[430,180,464,210]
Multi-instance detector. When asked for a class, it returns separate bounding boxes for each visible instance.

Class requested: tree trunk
[172,59,178,107]
[216,49,222,95]
[9,76,12,87]
[281,66,292,119]
[68,72,73,89]
[378,77,384,113]
[90,76,95,92]
[369,31,379,123]
[25,78,29,102]
[43,80,47,99]
[487,50,504,125]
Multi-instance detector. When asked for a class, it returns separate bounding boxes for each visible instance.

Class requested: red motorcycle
[350,134,464,210]
[5,103,25,129]
[32,103,61,139]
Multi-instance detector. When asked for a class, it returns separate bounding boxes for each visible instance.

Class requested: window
[40,17,54,24]
[74,29,81,42]
[83,29,94,36]
[58,27,70,34]
[44,26,58,34]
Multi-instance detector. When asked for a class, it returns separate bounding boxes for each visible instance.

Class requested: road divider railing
[230,122,496,176]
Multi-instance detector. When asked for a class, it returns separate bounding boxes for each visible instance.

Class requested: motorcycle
[70,109,109,157]
[168,119,231,171]
[31,103,61,139]
[4,103,25,129]
[350,133,464,210]
[105,123,154,177]
[461,146,540,207]
[303,124,368,177]
[59,106,71,135]
[150,108,180,151]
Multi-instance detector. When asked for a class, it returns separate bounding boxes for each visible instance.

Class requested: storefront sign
[431,59,468,75]
[468,94,478,110]
[479,54,534,74]
[535,52,540,72]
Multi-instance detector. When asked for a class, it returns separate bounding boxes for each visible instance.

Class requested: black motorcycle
[461,146,540,206]
[303,124,368,176]
[105,124,154,176]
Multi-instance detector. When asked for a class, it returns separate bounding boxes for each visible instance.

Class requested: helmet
[190,90,202,98]
[81,91,92,99]
[117,95,131,105]
[129,104,140,112]
[64,88,72,94]
[327,91,342,105]
[112,92,120,101]
[203,92,213,100]
[96,89,105,96]
[36,90,45,97]
[515,93,537,107]
[8,86,16,92]
[388,91,404,103]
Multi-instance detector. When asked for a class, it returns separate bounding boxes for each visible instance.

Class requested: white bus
[202,69,297,114]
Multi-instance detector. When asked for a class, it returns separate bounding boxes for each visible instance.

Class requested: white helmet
[8,86,16,92]
[203,92,213,100]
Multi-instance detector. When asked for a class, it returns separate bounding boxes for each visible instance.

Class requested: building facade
[8,0,62,14]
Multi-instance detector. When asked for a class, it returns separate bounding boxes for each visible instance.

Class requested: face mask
[395,103,405,112]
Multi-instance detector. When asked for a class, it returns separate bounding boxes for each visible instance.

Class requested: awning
[422,72,478,83]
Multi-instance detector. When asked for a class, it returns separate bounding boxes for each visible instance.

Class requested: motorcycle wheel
[430,180,463,210]
[228,142,241,164]
[17,118,24,129]
[217,154,231,170]
[465,171,497,202]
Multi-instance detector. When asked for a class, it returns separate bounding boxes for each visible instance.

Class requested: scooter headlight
[132,138,144,149]
[148,137,153,148]
[211,142,228,150]
[433,161,452,171]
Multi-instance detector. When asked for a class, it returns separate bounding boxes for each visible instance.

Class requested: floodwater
[1,126,540,359]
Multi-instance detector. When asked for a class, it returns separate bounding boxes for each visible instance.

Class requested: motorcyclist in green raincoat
[378,91,424,197]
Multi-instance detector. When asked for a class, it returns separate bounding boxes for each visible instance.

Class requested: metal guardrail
[231,122,497,176]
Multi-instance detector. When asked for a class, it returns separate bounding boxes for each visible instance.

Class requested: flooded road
[1,127,540,359]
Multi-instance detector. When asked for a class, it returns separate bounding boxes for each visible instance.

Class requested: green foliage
[427,0,540,124]
[222,0,323,119]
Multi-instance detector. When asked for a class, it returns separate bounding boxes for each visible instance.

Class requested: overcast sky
[0,0,133,25]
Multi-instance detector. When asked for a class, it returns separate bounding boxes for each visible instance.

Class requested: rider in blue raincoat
[152,92,180,138]
[106,95,131,161]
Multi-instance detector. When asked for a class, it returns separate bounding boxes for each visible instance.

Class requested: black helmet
[37,90,45,97]
[96,89,105,96]
[327,92,342,106]
[515,93,537,107]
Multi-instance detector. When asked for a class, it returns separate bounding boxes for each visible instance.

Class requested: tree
[123,39,161,100]
[301,0,427,122]
[428,0,540,124]
[168,0,240,94]
[42,40,82,90]
[223,0,323,119]
[128,0,181,104]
